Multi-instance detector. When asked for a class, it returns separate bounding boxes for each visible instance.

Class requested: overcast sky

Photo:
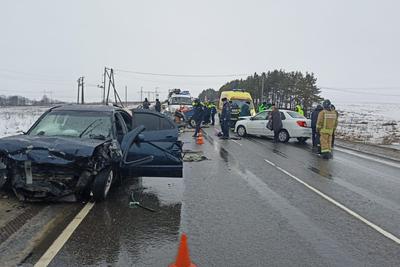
[1,0,400,103]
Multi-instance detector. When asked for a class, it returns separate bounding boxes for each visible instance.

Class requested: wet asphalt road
[41,126,400,266]
[22,127,400,266]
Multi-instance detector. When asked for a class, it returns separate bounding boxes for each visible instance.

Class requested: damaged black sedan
[0,105,183,202]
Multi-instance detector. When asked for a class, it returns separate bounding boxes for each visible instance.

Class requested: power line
[115,68,251,78]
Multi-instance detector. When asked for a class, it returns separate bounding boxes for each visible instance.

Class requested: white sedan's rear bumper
[289,127,312,138]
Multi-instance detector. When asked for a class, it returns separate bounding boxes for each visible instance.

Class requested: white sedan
[234,109,312,143]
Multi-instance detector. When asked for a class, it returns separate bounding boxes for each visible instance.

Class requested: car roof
[131,108,169,117]
[51,104,122,113]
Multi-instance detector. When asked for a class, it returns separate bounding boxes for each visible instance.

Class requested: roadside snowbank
[335,103,400,146]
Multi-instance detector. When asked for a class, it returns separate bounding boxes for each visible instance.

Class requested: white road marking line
[231,139,243,146]
[34,202,95,267]
[335,147,400,169]
[264,159,400,245]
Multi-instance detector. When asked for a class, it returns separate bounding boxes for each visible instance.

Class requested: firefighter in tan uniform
[316,100,338,159]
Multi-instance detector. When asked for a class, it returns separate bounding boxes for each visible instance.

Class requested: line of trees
[198,88,219,102]
[218,70,322,115]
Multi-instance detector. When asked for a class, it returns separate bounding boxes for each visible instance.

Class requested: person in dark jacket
[270,104,283,143]
[143,98,150,109]
[203,101,211,124]
[209,102,217,126]
[192,99,204,137]
[155,99,161,112]
[240,101,251,116]
[311,104,323,149]
[220,97,231,139]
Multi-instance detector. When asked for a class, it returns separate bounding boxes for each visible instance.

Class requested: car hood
[0,135,107,163]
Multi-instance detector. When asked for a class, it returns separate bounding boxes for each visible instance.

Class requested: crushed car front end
[0,135,121,202]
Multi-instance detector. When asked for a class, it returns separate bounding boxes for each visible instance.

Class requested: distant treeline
[219,70,322,114]
[0,94,64,106]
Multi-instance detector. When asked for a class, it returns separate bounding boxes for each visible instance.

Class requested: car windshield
[231,99,254,109]
[170,97,192,105]
[29,110,112,139]
[287,111,306,118]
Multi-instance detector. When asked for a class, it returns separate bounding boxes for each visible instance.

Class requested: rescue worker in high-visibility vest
[316,100,338,159]
[295,104,304,116]
[258,101,267,113]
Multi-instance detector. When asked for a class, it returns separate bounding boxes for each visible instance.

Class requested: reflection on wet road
[42,128,400,266]
[49,177,183,266]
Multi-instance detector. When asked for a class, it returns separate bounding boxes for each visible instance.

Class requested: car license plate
[24,161,33,184]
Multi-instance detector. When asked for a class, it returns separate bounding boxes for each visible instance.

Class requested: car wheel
[297,137,308,143]
[278,130,290,143]
[189,118,196,128]
[237,125,247,137]
[92,168,113,202]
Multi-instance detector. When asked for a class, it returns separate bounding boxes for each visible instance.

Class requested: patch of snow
[335,103,400,146]
[0,106,50,137]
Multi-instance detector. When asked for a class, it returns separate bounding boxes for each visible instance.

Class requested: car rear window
[287,111,305,118]
[133,113,175,131]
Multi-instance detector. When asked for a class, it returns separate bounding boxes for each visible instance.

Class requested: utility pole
[81,77,84,104]
[140,87,143,102]
[77,77,85,104]
[155,87,159,100]
[261,75,265,103]
[102,70,106,104]
[125,85,128,106]
[103,67,124,107]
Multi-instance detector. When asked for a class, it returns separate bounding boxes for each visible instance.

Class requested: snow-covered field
[335,103,400,146]
[0,104,399,147]
[0,106,49,137]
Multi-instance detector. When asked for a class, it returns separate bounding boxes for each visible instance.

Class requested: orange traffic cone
[169,233,197,267]
[196,131,204,145]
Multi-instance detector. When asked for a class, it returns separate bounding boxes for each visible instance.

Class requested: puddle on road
[272,149,288,158]
[308,166,333,179]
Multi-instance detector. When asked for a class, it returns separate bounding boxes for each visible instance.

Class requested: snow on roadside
[335,103,400,146]
[0,106,49,137]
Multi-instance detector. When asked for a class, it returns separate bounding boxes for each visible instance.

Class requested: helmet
[316,104,323,111]
[322,99,331,109]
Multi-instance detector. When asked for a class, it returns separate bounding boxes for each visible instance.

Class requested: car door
[245,111,263,134]
[263,111,274,136]
[121,109,182,178]
[252,111,269,135]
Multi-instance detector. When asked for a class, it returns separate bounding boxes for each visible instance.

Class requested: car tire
[297,137,308,143]
[237,125,247,137]
[92,168,113,202]
[278,130,290,143]
[189,118,196,128]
